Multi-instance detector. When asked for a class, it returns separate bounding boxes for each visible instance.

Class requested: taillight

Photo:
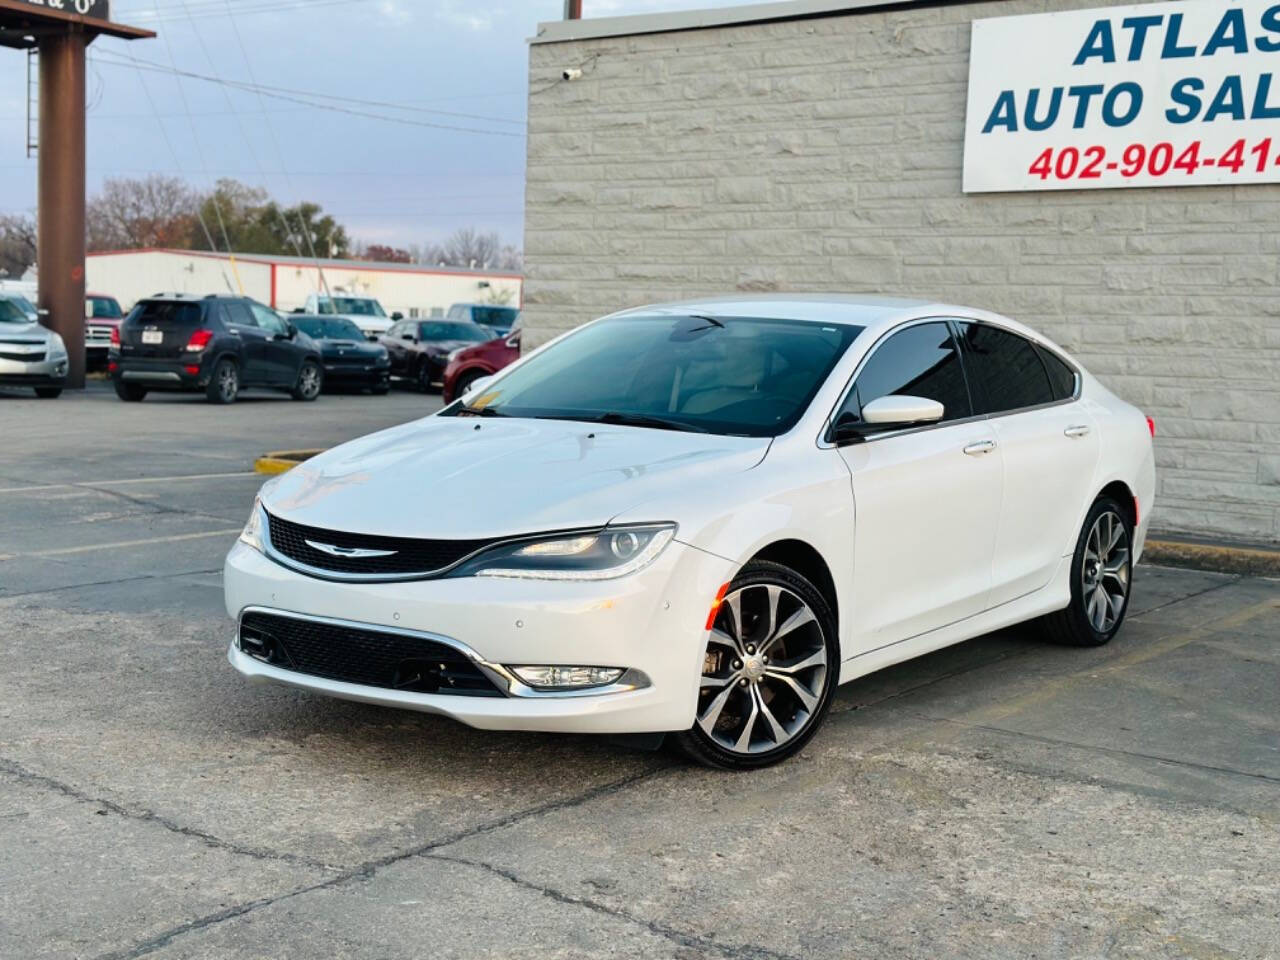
[184,364,201,376]
[1146,416,1155,437]
[110,326,120,347]
[108,361,118,373]
[185,329,214,352]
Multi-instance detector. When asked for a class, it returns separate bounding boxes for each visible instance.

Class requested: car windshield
[0,298,30,323]
[11,295,37,318]
[323,297,385,317]
[421,321,492,342]
[295,317,364,340]
[88,297,122,319]
[444,314,863,437]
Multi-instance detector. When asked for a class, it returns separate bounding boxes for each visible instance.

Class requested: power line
[89,51,524,138]
[116,0,376,24]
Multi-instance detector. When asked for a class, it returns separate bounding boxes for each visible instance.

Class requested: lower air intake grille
[238,610,504,697]
[265,510,495,578]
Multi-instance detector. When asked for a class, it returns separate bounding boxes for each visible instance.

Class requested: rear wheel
[34,387,62,399]
[674,560,838,770]
[114,382,146,402]
[451,369,483,400]
[291,360,322,401]
[416,359,435,393]
[1042,496,1133,647]
[206,359,238,404]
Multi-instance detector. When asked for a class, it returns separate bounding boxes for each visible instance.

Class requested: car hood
[262,415,771,539]
[317,338,384,356]
[335,314,391,331]
[0,321,52,344]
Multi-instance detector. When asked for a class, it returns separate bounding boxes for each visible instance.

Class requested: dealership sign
[963,0,1280,192]
[11,0,111,19]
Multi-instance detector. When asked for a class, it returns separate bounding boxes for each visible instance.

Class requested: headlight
[48,333,67,358]
[447,348,465,362]
[239,498,265,553]
[453,524,675,581]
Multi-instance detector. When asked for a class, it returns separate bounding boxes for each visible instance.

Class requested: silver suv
[0,295,67,398]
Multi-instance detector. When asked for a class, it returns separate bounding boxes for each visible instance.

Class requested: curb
[254,450,323,476]
[1143,537,1280,577]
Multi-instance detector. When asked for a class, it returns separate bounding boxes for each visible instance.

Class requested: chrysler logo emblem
[304,539,397,559]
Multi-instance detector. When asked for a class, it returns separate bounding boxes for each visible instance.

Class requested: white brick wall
[524,0,1280,542]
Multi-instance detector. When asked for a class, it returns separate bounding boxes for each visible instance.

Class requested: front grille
[86,326,114,342]
[266,510,495,577]
[0,350,44,362]
[238,610,503,697]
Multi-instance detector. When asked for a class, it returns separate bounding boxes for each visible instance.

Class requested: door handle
[1064,424,1091,438]
[963,440,996,456]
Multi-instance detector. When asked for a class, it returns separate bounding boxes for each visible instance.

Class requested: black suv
[111,294,324,404]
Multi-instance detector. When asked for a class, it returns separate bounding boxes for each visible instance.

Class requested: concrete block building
[522,0,1280,543]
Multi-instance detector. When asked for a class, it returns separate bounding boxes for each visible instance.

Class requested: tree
[0,213,37,279]
[359,244,411,263]
[422,227,522,272]
[185,180,349,259]
[86,175,197,251]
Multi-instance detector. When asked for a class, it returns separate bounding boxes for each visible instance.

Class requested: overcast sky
[0,0,754,253]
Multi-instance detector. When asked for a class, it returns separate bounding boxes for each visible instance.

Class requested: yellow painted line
[21,529,243,558]
[255,450,324,476]
[0,472,256,495]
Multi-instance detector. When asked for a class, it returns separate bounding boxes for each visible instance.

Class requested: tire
[415,359,435,393]
[451,369,483,401]
[114,382,146,402]
[206,358,239,404]
[291,360,322,401]
[34,387,62,399]
[673,560,839,770]
[1042,495,1133,647]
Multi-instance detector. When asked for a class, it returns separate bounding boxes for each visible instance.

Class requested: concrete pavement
[1,383,1276,959]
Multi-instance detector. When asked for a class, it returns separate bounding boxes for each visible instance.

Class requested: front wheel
[415,359,436,393]
[1042,496,1133,647]
[673,560,838,770]
[291,360,322,401]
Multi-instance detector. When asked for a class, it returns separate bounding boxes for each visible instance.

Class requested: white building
[86,248,523,318]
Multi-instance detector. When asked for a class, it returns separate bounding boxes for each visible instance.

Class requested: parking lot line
[0,471,256,495]
[19,528,242,558]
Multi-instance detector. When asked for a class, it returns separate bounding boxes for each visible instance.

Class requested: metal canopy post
[37,28,86,386]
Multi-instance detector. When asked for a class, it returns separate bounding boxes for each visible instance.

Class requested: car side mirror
[830,395,945,445]
[462,375,494,399]
[391,311,404,321]
[37,307,50,318]
[285,320,297,339]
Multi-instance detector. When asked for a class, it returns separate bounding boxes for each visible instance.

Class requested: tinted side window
[223,302,256,328]
[841,321,972,424]
[958,323,1055,414]
[1038,347,1078,401]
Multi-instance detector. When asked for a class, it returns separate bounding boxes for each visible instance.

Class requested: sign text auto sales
[963,0,1280,192]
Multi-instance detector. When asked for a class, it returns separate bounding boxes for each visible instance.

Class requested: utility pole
[564,0,582,20]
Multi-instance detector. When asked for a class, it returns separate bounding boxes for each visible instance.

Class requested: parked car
[292,315,390,394]
[85,293,125,370]
[441,323,521,404]
[110,294,323,405]
[381,318,493,391]
[224,295,1156,769]
[0,294,67,398]
[446,303,520,337]
[302,293,395,340]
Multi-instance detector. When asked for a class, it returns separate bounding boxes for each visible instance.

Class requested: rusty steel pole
[37,28,88,389]
[564,0,582,19]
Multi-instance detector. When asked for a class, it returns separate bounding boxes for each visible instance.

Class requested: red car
[441,326,521,403]
[86,293,124,371]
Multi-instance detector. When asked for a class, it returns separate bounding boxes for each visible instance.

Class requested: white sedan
[225,295,1155,769]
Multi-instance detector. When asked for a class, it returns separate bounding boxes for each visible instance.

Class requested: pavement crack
[0,568,222,601]
[0,757,338,872]
[915,716,1280,784]
[1129,574,1244,619]
[92,762,673,959]
[74,483,242,527]
[429,851,802,960]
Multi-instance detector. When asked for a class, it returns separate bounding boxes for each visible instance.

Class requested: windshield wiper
[457,404,507,418]
[583,412,710,433]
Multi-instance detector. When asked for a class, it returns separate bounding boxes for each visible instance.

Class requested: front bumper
[223,538,732,734]
[0,353,68,387]
[322,361,390,385]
